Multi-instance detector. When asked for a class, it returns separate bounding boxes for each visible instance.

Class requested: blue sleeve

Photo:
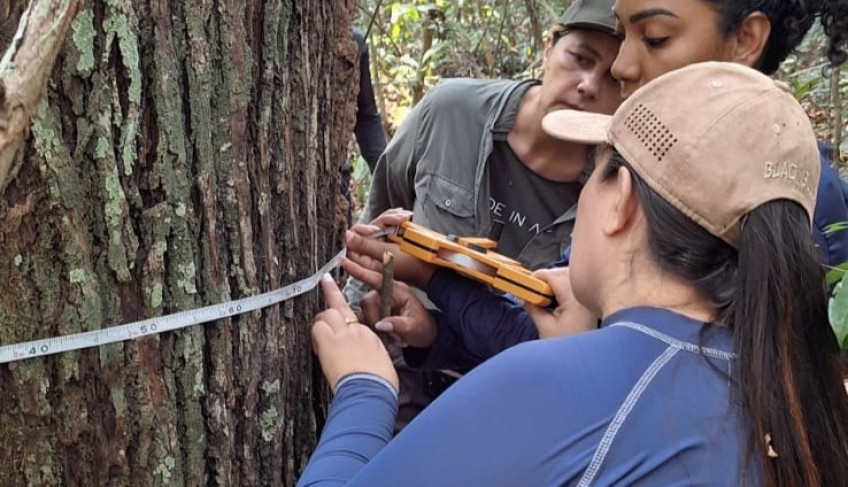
[401,309,479,371]
[813,144,848,268]
[402,269,538,370]
[295,338,608,486]
[296,376,398,487]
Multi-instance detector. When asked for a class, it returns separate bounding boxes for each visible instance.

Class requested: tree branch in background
[471,3,496,59]
[357,3,404,59]
[413,8,437,104]
[489,0,510,77]
[368,31,390,140]
[538,0,561,19]
[832,66,843,166]
[523,0,542,55]
[0,0,81,193]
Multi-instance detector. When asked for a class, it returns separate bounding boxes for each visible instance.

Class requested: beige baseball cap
[542,62,820,247]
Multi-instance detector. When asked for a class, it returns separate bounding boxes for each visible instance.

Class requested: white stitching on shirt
[576,346,680,487]
[609,321,735,360]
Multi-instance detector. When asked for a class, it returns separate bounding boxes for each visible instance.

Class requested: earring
[764,433,779,459]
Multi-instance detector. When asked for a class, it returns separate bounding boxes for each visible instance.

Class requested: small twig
[379,252,394,320]
[356,3,403,58]
[412,10,437,104]
[471,3,496,57]
[368,33,390,141]
[522,0,542,57]
[375,252,394,348]
[538,0,559,19]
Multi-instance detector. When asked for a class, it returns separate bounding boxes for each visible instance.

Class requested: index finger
[371,209,412,228]
[320,273,354,314]
[341,256,385,289]
[349,223,383,237]
[345,229,400,261]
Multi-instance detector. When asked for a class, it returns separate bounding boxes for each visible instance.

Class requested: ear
[602,166,640,236]
[727,11,771,68]
[541,32,556,74]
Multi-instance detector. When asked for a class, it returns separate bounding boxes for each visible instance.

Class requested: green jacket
[361,77,584,270]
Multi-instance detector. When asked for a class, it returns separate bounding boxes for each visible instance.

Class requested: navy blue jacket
[814,142,848,266]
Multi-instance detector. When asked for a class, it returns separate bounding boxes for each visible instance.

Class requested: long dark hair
[702,0,848,72]
[602,150,848,486]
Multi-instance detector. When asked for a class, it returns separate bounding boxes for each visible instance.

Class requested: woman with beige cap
[296,63,848,486]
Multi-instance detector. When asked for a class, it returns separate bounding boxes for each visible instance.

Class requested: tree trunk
[0,0,357,485]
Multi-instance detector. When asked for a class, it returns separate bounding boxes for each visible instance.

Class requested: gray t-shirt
[488,140,582,257]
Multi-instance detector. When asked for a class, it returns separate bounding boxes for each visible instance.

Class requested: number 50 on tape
[0,249,346,364]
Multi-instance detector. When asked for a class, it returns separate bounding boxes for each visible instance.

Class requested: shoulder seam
[609,322,735,360]
[576,346,680,487]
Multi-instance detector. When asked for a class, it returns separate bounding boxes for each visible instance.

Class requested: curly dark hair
[705,0,847,73]
[820,0,848,65]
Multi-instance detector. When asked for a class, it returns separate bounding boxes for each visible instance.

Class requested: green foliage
[358,0,570,115]
[784,62,831,101]
[780,21,847,166]
[825,221,848,234]
[362,3,846,160]
[827,222,848,349]
[826,263,848,287]
[829,276,848,349]
[351,154,372,207]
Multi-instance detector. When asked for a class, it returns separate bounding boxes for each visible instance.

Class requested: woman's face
[610,0,738,98]
[540,28,624,116]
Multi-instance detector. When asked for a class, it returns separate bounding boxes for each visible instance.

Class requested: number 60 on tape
[0,249,346,364]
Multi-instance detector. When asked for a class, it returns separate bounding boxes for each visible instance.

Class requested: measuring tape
[0,249,346,364]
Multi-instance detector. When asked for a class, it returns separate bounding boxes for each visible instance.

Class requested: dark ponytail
[603,150,848,486]
[731,201,848,486]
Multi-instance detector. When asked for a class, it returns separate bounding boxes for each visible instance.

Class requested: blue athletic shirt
[402,144,848,372]
[297,307,759,486]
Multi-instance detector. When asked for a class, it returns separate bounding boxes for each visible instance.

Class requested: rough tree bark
[0,0,358,485]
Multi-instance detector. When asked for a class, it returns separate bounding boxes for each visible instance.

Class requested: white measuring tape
[0,249,346,364]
